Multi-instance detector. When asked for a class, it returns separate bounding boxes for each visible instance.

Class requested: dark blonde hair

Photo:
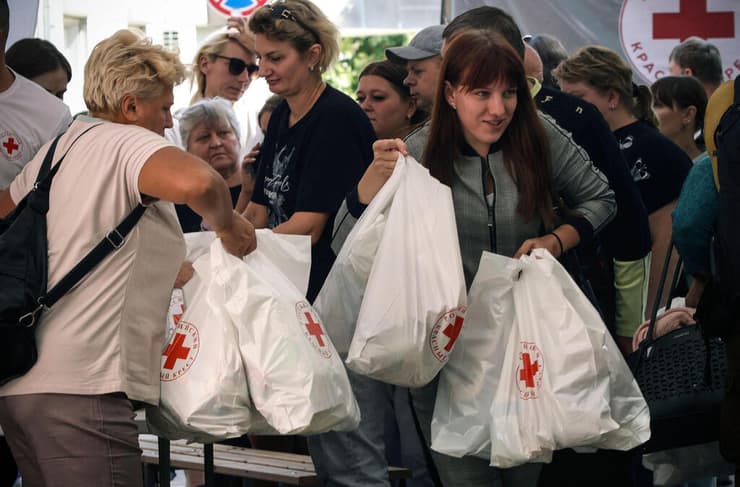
[554,45,658,128]
[248,0,338,73]
[425,30,555,227]
[84,29,185,115]
[190,32,256,104]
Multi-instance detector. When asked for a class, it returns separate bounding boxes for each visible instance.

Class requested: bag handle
[18,123,146,325]
[644,241,684,344]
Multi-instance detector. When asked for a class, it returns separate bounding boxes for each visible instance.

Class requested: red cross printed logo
[163,333,190,370]
[160,320,200,382]
[296,301,332,359]
[429,307,467,363]
[653,0,734,42]
[619,0,739,83]
[0,132,23,161]
[516,342,544,400]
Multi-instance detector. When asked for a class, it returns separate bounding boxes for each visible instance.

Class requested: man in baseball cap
[386,24,444,113]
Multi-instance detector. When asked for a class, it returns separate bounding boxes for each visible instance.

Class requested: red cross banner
[450,0,739,84]
[620,0,739,83]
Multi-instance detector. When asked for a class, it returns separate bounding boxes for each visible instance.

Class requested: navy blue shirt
[535,86,652,262]
[613,120,692,214]
[252,84,375,301]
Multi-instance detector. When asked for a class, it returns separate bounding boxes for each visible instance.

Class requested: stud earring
[451,103,457,110]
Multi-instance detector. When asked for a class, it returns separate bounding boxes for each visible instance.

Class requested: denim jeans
[410,375,543,487]
[307,368,432,487]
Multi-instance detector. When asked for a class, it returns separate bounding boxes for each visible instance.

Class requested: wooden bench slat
[139,434,411,484]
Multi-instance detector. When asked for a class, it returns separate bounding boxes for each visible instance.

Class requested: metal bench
[139,434,412,486]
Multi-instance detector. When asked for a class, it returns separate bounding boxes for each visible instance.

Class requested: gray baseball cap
[386,25,444,64]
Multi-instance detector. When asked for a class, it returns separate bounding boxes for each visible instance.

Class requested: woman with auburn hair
[554,45,693,317]
[0,30,255,487]
[342,30,615,487]
[356,60,427,140]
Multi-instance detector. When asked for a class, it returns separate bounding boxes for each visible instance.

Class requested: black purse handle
[644,241,684,344]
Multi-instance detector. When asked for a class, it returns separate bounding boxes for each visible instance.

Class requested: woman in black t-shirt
[244,0,375,303]
[555,45,693,318]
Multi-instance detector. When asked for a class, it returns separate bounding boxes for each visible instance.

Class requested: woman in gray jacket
[339,31,616,487]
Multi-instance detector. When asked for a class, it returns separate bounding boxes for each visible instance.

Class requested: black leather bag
[0,135,63,383]
[0,126,145,385]
[627,244,728,453]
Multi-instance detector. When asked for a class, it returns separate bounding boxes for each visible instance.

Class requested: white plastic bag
[213,237,360,435]
[433,249,636,468]
[324,155,466,387]
[147,248,272,442]
[314,155,404,356]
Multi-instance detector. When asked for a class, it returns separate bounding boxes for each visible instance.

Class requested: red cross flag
[620,0,739,83]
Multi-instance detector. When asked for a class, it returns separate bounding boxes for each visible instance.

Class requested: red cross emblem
[2,137,19,156]
[296,301,332,358]
[304,311,325,347]
[519,353,539,388]
[429,307,466,363]
[516,342,544,400]
[442,315,464,352]
[653,0,735,41]
[161,320,200,381]
[162,333,191,370]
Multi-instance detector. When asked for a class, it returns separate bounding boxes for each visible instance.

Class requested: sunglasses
[214,55,259,77]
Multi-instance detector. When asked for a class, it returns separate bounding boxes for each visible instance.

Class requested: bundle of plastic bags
[431,249,649,467]
[315,155,466,387]
[149,230,359,440]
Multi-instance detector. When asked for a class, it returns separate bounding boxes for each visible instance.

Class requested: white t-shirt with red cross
[0,68,72,189]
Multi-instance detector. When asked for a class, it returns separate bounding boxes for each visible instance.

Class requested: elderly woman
[175,97,253,232]
[0,30,255,487]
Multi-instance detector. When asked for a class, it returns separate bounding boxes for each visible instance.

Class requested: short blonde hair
[84,29,185,116]
[190,31,256,103]
[249,0,338,73]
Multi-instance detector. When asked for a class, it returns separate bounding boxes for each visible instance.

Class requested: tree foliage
[325,33,411,97]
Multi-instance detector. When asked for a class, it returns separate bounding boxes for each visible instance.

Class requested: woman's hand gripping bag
[344,155,467,387]
[433,250,617,468]
[213,232,361,435]
[147,241,272,443]
[313,154,405,356]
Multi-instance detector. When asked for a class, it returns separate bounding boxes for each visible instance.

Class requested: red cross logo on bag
[296,301,332,359]
[516,342,544,400]
[429,307,467,363]
[161,320,200,382]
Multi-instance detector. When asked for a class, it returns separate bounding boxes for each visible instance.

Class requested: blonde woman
[554,46,693,317]
[0,30,255,487]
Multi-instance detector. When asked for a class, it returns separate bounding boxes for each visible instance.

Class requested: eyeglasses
[214,55,259,77]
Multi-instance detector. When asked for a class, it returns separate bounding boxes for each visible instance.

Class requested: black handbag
[0,126,145,385]
[627,243,728,453]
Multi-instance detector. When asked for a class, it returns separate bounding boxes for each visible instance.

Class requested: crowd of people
[0,0,738,486]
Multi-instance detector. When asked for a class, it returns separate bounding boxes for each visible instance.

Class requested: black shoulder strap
[40,203,146,307]
[734,75,740,104]
[32,122,147,309]
[645,241,683,343]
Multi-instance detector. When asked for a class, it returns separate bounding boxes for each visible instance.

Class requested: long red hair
[424,30,555,226]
